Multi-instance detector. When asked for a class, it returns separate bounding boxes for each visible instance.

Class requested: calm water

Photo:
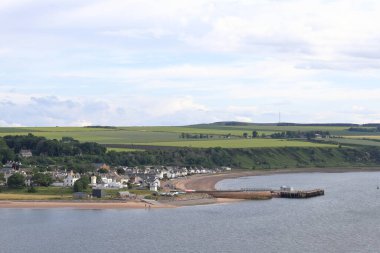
[1,172,380,253]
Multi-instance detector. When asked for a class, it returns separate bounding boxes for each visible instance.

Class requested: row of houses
[1,163,232,191]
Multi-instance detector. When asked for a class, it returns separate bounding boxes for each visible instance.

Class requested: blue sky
[1,0,380,126]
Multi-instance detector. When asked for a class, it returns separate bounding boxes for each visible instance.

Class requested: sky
[1,0,380,126]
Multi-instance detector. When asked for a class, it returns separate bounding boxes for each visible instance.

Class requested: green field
[327,138,380,147]
[1,124,380,149]
[0,187,73,200]
[107,147,144,152]
[138,139,336,148]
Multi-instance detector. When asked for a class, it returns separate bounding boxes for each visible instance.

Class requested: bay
[1,172,380,253]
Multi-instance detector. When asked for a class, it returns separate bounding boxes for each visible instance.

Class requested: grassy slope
[228,147,378,169]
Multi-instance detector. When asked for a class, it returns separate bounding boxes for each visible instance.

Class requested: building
[90,176,97,186]
[92,189,105,198]
[63,171,80,187]
[93,163,110,171]
[19,149,32,158]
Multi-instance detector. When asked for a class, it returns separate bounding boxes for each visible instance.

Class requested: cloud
[2,1,380,125]
[102,28,171,39]
[0,94,212,126]
[0,0,34,11]
[0,95,112,126]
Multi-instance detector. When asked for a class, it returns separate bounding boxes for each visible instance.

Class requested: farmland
[1,123,380,150]
[3,123,380,170]
[326,138,380,147]
[137,139,336,149]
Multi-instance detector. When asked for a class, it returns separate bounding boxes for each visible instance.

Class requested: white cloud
[102,28,170,39]
[2,0,380,125]
[0,0,34,11]
[233,116,254,123]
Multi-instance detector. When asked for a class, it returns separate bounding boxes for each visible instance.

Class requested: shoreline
[1,167,380,209]
[172,167,380,191]
[0,200,173,209]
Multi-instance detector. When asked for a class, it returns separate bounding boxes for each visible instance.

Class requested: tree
[116,168,125,175]
[31,173,53,187]
[243,133,248,138]
[73,177,90,192]
[252,131,258,138]
[0,173,5,184]
[7,173,25,189]
[98,168,108,174]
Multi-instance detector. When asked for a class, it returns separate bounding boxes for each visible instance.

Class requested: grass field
[137,139,337,148]
[0,187,73,195]
[0,186,73,200]
[0,194,72,200]
[1,124,379,149]
[342,135,380,139]
[107,147,144,152]
[328,138,380,147]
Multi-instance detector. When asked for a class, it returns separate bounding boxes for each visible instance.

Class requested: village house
[148,177,161,191]
[63,171,80,187]
[93,163,110,171]
[19,149,33,158]
[90,175,97,186]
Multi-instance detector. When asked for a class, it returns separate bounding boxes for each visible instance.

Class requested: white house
[63,171,80,187]
[90,176,97,186]
[101,177,112,184]
[19,149,33,158]
[149,178,160,191]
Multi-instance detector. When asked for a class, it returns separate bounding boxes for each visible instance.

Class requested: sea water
[1,172,380,253]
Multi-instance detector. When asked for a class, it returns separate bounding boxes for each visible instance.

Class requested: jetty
[274,189,324,198]
[195,190,273,200]
[194,188,324,200]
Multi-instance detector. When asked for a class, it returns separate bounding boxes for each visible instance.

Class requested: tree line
[270,131,330,139]
[1,134,106,159]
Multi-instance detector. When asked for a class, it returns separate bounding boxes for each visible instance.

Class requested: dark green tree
[73,177,90,192]
[116,168,125,175]
[0,173,5,184]
[7,173,26,189]
[252,131,258,138]
[98,168,108,174]
[31,173,53,187]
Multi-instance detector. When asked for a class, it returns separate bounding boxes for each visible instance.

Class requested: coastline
[172,167,380,191]
[0,200,173,209]
[1,167,380,209]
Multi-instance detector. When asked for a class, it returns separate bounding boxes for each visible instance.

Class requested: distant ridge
[193,121,363,127]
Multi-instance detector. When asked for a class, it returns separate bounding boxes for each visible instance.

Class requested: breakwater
[196,188,324,200]
[274,189,325,198]
[196,190,273,200]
